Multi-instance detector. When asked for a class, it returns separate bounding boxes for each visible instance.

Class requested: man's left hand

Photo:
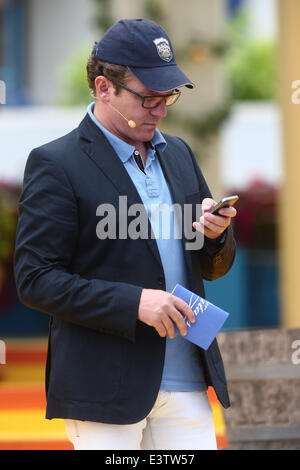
[192,197,237,240]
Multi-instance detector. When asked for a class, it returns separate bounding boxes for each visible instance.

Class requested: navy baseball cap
[91,18,194,92]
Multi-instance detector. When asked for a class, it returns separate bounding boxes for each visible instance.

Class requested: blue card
[172,284,229,350]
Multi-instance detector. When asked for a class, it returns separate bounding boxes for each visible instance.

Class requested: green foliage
[56,46,92,106]
[93,0,113,31]
[225,9,277,101]
[226,39,276,101]
[144,0,165,22]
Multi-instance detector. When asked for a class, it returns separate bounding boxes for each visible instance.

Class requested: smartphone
[209,195,239,215]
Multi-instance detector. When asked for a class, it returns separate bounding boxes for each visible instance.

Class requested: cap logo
[153,37,173,62]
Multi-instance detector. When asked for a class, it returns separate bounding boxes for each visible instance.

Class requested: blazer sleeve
[177,137,236,281]
[14,147,142,342]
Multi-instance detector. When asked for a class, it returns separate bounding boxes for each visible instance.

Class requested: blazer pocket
[51,321,127,403]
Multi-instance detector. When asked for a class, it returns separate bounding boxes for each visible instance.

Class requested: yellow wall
[277,0,300,327]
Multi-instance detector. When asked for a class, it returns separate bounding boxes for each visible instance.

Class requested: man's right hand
[137,289,195,338]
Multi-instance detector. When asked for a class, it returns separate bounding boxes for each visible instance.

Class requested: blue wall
[204,247,280,331]
[1,0,27,105]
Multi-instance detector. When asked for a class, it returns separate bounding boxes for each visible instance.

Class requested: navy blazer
[14,114,235,424]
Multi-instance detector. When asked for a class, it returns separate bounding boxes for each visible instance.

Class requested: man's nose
[150,101,167,118]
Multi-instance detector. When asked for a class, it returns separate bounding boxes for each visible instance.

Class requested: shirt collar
[87,102,167,163]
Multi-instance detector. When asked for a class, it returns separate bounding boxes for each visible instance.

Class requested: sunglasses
[110,79,181,109]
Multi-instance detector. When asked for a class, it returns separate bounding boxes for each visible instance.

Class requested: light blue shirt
[87,103,205,391]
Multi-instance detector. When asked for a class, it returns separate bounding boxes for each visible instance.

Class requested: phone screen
[209,195,239,215]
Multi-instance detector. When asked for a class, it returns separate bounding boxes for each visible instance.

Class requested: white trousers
[65,390,217,450]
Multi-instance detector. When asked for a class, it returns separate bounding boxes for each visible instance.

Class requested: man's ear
[94,76,113,102]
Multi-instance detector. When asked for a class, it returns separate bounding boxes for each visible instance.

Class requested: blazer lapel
[156,146,186,209]
[78,114,139,204]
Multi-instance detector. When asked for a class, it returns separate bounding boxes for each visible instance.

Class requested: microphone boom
[91,93,137,128]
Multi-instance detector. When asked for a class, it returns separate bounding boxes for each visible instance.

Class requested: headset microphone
[108,103,136,128]
[91,92,136,128]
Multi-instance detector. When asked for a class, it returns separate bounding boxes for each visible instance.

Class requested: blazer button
[157,275,165,286]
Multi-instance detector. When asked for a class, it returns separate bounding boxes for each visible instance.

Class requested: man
[14,19,236,450]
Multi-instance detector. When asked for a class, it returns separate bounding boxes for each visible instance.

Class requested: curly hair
[86,55,133,95]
